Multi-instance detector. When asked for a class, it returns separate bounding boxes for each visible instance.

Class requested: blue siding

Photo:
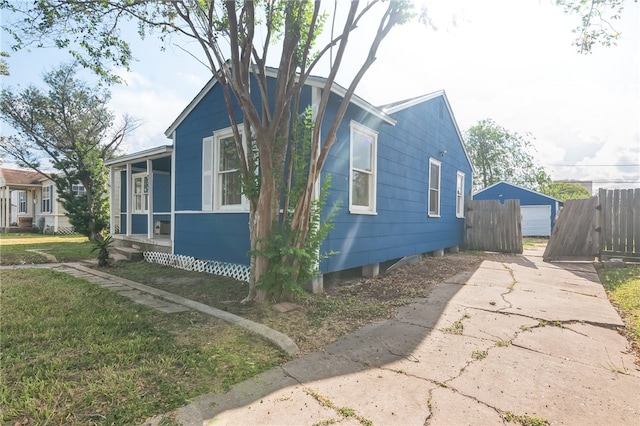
[153,173,171,212]
[169,74,472,274]
[319,93,473,273]
[174,213,251,264]
[473,182,559,229]
[131,214,147,234]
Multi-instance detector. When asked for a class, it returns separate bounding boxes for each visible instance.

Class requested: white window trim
[428,157,441,217]
[42,186,51,213]
[18,191,28,213]
[456,171,465,218]
[203,125,249,213]
[349,120,378,215]
[132,172,149,213]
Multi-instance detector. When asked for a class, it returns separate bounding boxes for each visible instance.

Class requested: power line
[547,164,639,167]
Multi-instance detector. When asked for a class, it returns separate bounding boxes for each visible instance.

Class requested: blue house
[106,69,473,288]
[473,181,562,237]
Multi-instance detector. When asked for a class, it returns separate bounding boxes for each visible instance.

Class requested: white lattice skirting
[143,252,251,282]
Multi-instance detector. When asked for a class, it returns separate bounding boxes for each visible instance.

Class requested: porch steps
[112,246,143,261]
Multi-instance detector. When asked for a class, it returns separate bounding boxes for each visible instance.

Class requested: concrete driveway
[168,248,640,425]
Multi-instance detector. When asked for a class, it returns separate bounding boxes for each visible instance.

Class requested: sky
[1,0,639,191]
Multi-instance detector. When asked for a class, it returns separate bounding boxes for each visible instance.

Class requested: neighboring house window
[202,125,248,212]
[349,121,377,214]
[456,171,465,218]
[133,173,149,213]
[72,184,86,197]
[428,158,441,217]
[18,191,27,213]
[41,186,51,213]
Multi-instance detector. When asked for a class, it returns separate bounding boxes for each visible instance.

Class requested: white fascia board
[105,145,173,167]
[164,69,396,137]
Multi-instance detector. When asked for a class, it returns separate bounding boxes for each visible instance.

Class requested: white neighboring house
[0,167,82,234]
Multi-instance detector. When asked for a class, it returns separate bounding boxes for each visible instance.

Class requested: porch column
[126,163,132,236]
[109,166,116,235]
[1,186,8,229]
[146,159,154,239]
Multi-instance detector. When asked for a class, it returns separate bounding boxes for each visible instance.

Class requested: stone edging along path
[2,262,300,356]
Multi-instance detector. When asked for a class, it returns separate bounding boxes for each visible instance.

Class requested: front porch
[106,145,173,254]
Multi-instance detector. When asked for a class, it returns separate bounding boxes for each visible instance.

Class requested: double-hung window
[349,121,377,214]
[428,158,441,217]
[456,172,465,218]
[133,173,149,213]
[202,125,248,212]
[41,186,51,213]
[18,191,27,213]
[72,184,86,197]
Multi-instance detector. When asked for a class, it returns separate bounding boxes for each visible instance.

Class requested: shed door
[521,205,551,237]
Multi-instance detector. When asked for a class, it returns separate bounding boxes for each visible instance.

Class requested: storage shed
[473,181,562,237]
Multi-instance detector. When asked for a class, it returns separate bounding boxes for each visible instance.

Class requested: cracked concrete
[157,248,639,425]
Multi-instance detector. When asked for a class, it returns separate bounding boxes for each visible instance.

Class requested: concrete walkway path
[164,248,639,425]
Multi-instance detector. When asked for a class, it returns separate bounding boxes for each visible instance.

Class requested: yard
[598,264,640,362]
[2,234,638,424]
[0,234,487,424]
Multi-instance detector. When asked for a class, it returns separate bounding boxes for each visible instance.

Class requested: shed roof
[474,181,562,203]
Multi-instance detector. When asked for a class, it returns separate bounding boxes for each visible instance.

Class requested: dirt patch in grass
[102,252,486,354]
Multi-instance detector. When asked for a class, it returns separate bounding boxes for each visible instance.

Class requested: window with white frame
[18,191,27,213]
[202,125,248,212]
[349,121,377,214]
[72,184,86,197]
[133,173,149,213]
[41,186,51,213]
[428,158,441,217]
[456,171,465,218]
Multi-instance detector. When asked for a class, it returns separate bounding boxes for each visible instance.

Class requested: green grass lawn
[0,268,286,425]
[0,234,93,264]
[599,265,640,357]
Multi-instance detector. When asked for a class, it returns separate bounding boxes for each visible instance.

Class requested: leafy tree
[2,1,413,303]
[0,50,8,75]
[557,0,630,53]
[540,181,591,201]
[0,64,139,240]
[465,119,551,193]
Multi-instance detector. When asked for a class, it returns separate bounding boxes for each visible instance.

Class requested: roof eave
[105,145,173,167]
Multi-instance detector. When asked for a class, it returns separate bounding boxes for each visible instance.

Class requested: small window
[41,186,51,213]
[428,158,441,217]
[456,171,465,218]
[18,191,27,213]
[133,174,149,213]
[349,121,377,214]
[72,184,86,197]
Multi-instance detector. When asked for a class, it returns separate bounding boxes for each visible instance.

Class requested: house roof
[380,90,475,174]
[0,168,48,187]
[474,181,562,203]
[164,67,397,138]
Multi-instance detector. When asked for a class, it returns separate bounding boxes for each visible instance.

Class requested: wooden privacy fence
[543,188,639,261]
[542,197,599,261]
[599,188,640,258]
[464,199,523,254]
